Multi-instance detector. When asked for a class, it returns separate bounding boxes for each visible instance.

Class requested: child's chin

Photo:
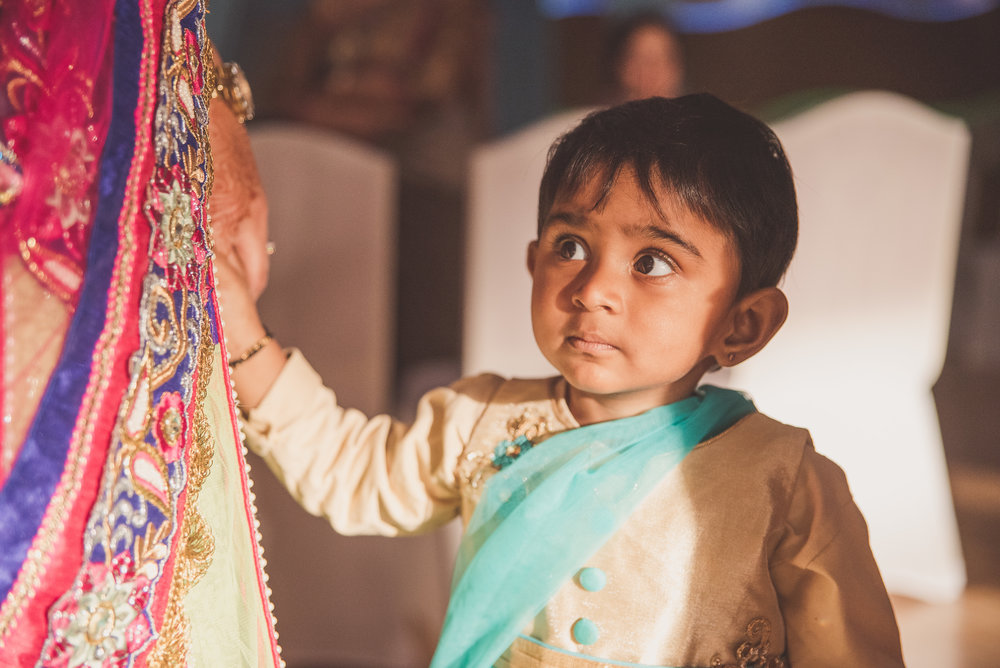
[553,358,637,397]
[562,373,629,398]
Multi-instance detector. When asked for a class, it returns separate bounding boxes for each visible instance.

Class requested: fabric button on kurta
[572,618,599,645]
[578,567,607,592]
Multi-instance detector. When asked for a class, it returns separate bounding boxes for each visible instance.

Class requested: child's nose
[571,259,623,312]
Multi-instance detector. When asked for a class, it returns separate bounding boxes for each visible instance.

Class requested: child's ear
[716,287,788,367]
[526,240,539,274]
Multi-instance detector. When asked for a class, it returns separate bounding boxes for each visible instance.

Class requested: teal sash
[430,386,755,668]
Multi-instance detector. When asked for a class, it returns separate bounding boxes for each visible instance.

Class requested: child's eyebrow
[544,210,584,227]
[633,222,703,259]
[546,211,703,258]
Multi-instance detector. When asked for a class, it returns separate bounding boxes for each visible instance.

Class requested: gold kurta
[243,350,904,667]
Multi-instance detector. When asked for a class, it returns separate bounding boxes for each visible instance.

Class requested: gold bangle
[206,40,255,124]
[229,329,272,369]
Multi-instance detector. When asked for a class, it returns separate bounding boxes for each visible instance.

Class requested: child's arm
[240,348,500,535]
[771,448,905,666]
[214,250,502,535]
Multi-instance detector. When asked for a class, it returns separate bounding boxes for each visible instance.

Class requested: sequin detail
[491,434,535,470]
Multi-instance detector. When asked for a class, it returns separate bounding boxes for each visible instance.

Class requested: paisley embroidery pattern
[146,318,218,668]
[1,0,277,663]
[34,1,234,664]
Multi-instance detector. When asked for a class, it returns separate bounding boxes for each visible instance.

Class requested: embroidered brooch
[490,434,535,470]
[462,410,550,488]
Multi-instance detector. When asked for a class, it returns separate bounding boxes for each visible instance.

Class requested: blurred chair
[725,90,968,602]
[463,92,969,602]
[252,124,395,416]
[249,123,455,667]
[463,108,594,378]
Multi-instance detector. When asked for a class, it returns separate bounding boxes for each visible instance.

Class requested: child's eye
[634,253,674,277]
[556,238,587,261]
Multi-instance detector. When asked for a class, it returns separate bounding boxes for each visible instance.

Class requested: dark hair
[537,94,798,297]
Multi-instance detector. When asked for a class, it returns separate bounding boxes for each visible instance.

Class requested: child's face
[528,168,741,421]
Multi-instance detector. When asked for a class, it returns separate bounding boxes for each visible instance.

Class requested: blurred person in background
[606,10,686,103]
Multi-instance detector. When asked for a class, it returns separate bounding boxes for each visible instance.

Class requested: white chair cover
[248,123,453,666]
[725,91,968,601]
[463,108,595,378]
[463,93,969,602]
[252,124,395,415]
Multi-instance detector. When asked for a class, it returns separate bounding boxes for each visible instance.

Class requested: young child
[216,94,905,667]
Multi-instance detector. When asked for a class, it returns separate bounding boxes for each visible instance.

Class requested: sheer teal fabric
[431,386,755,668]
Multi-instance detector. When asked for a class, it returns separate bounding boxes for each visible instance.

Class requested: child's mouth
[567,336,617,353]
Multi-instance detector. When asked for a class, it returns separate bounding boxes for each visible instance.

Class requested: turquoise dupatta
[431,386,755,668]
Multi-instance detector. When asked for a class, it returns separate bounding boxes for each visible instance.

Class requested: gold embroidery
[121,352,156,442]
[145,2,223,661]
[147,318,217,667]
[506,409,549,443]
[125,442,174,515]
[710,617,787,668]
[134,522,171,579]
[181,143,208,198]
[173,0,200,19]
[146,282,189,387]
[461,409,552,490]
[2,59,44,111]
[461,449,492,491]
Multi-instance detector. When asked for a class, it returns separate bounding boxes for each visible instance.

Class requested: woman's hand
[208,91,270,300]
[205,51,285,409]
[214,249,287,410]
[213,249,268,354]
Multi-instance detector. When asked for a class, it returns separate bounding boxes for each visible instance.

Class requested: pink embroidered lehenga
[0,1,280,664]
